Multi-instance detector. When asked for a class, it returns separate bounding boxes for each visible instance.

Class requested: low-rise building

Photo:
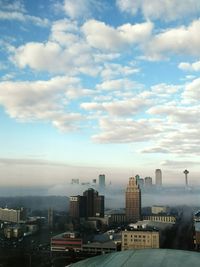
[51,232,82,252]
[82,241,118,254]
[151,206,169,215]
[194,211,200,222]
[4,225,24,239]
[0,207,26,223]
[122,225,159,250]
[107,213,126,226]
[143,214,176,224]
[194,222,200,250]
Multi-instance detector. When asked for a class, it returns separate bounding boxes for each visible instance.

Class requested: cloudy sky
[1,0,200,188]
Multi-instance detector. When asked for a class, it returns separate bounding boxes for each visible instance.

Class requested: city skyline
[1,0,200,188]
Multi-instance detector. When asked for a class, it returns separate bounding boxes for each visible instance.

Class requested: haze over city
[1,0,200,189]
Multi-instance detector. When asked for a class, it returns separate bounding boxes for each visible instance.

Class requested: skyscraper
[155,169,162,186]
[99,174,105,191]
[125,177,141,223]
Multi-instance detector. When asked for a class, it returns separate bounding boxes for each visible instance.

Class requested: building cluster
[70,188,104,218]
[0,206,46,239]
[71,174,106,192]
[136,169,162,189]
[51,172,178,254]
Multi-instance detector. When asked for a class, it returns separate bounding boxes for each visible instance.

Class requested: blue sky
[1,0,200,188]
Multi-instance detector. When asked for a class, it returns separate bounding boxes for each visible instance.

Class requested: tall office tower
[125,177,141,223]
[70,188,104,218]
[69,195,86,218]
[99,174,105,191]
[83,188,104,217]
[155,169,162,186]
[144,176,153,186]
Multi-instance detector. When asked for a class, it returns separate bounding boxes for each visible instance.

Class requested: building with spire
[125,177,141,223]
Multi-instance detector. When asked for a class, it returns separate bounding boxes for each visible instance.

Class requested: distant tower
[125,177,141,223]
[183,169,189,186]
[48,208,54,229]
[144,177,153,187]
[99,174,105,191]
[155,169,162,186]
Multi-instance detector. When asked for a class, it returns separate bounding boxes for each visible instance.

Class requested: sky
[1,0,200,189]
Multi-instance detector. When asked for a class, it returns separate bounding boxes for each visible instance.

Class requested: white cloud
[81,94,151,116]
[96,79,137,91]
[0,0,25,12]
[146,20,200,59]
[100,63,139,80]
[183,78,200,100]
[63,0,92,19]
[0,1,49,27]
[0,76,84,131]
[179,60,200,71]
[12,40,100,76]
[151,83,182,95]
[82,19,153,51]
[161,160,200,168]
[116,0,200,21]
[92,118,159,143]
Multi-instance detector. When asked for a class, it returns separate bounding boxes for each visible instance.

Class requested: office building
[155,169,162,186]
[122,226,159,250]
[125,177,141,223]
[99,174,105,191]
[70,188,104,218]
[0,207,26,223]
[69,196,87,218]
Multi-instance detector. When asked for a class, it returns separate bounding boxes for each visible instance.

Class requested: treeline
[0,196,69,211]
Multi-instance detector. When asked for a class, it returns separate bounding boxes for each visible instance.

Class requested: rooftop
[70,249,200,267]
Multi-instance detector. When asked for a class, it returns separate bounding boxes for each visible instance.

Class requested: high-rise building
[48,208,54,229]
[125,177,141,223]
[144,177,153,187]
[69,196,86,218]
[155,169,162,186]
[70,188,104,218]
[99,174,105,191]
